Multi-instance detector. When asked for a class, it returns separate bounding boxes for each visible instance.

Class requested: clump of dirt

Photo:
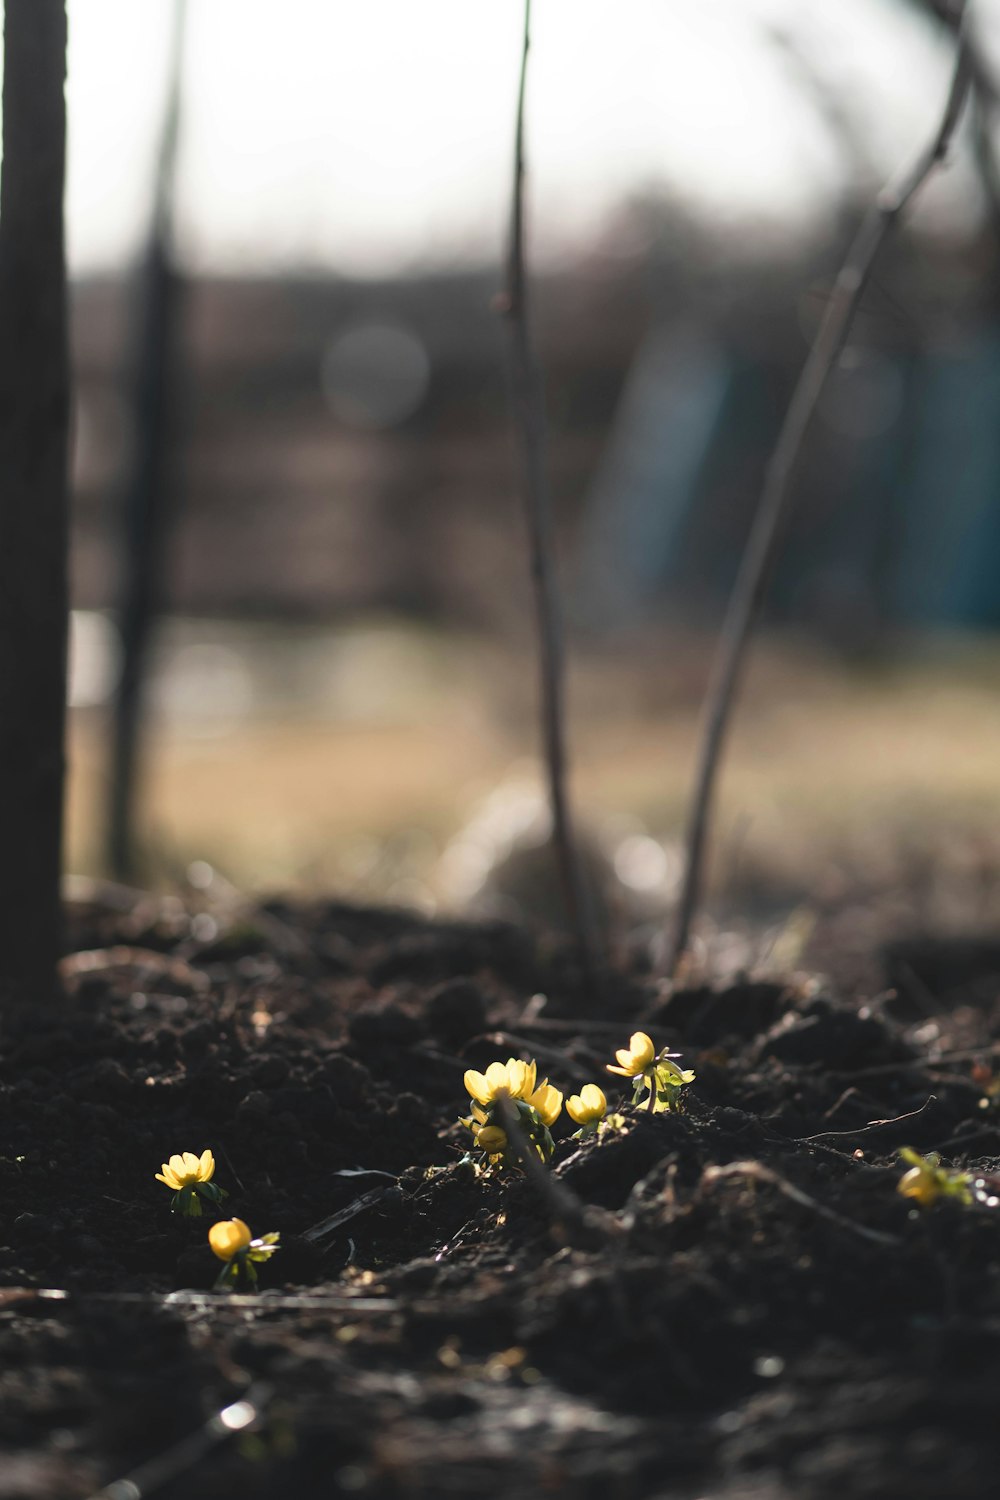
[2,891,1000,1498]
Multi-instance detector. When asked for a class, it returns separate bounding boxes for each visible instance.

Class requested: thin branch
[303,1185,401,1243]
[495,1095,612,1247]
[500,0,602,994]
[15,1288,399,1313]
[85,1383,271,1500]
[701,1160,901,1249]
[798,1094,937,1144]
[669,15,975,976]
[971,80,1000,247]
[107,0,187,880]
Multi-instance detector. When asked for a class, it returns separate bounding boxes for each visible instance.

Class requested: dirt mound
[2,895,999,1498]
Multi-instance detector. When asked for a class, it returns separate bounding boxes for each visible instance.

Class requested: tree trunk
[0,0,70,1005]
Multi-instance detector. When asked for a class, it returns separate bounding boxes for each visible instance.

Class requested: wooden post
[0,0,70,1004]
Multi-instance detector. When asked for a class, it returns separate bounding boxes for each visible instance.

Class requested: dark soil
[4,890,1000,1498]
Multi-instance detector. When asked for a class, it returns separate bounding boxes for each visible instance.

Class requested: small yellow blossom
[606,1033,695,1113]
[475,1125,508,1154]
[607,1032,656,1079]
[209,1218,280,1291]
[464,1058,537,1108]
[209,1218,253,1261]
[566,1084,607,1126]
[527,1080,563,1127]
[155,1148,227,1217]
[156,1149,215,1191]
[461,1056,557,1168]
[897,1148,972,1209]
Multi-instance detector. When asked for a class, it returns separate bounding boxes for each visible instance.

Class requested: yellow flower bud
[475,1125,508,1154]
[566,1083,607,1125]
[208,1218,253,1262]
[896,1148,972,1209]
[898,1167,940,1207]
[527,1080,563,1127]
[607,1032,657,1078]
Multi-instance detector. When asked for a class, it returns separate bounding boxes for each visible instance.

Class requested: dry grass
[65,627,1000,918]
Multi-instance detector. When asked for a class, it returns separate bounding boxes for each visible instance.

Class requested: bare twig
[495,1094,612,1246]
[107,0,188,880]
[302,1184,401,1243]
[669,14,975,975]
[500,0,601,995]
[11,1286,399,1313]
[799,1094,936,1144]
[701,1160,900,1248]
[86,1383,271,1500]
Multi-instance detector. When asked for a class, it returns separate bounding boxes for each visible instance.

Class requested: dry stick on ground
[799,1094,937,1144]
[85,1383,271,1500]
[500,0,602,995]
[668,18,975,977]
[701,1160,901,1250]
[495,1095,614,1247]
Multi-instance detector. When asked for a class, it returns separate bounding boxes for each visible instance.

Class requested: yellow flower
[209,1220,280,1291]
[155,1149,215,1191]
[464,1058,537,1108]
[566,1084,607,1126]
[209,1218,253,1262]
[607,1032,656,1078]
[897,1148,971,1209]
[475,1125,508,1154]
[155,1147,226,1217]
[527,1079,563,1127]
[898,1167,940,1207]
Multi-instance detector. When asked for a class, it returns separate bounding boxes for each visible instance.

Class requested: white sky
[0,0,992,275]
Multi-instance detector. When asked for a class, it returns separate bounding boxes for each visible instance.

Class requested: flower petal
[629,1033,656,1069]
[506,1060,529,1098]
[155,1170,180,1189]
[182,1151,201,1175]
[529,1081,563,1126]
[464,1069,490,1105]
[208,1218,253,1262]
[199,1148,215,1182]
[485,1061,509,1095]
[168,1154,186,1177]
[566,1083,607,1124]
[606,1063,631,1077]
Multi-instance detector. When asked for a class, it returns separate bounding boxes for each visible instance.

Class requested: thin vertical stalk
[107,0,187,879]
[495,1096,594,1245]
[501,0,601,990]
[670,17,974,975]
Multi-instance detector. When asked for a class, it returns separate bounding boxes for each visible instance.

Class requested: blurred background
[20,0,1000,967]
